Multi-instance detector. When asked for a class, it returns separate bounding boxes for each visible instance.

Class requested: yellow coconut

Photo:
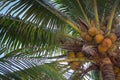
[95,34,104,44]
[88,27,97,36]
[76,52,84,58]
[108,33,117,42]
[114,67,120,74]
[85,34,92,42]
[68,51,75,59]
[98,44,108,54]
[102,38,112,49]
[70,61,80,70]
[81,32,87,40]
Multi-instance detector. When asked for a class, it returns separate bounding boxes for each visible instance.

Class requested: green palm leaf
[0,59,66,80]
[0,0,120,80]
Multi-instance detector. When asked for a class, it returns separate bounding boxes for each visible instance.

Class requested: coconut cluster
[65,18,119,71]
[81,26,117,55]
[67,51,84,70]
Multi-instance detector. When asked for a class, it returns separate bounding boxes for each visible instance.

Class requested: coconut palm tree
[0,0,120,80]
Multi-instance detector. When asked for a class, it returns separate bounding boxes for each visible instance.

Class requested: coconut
[88,27,97,36]
[81,32,87,40]
[114,67,120,74]
[102,38,112,49]
[68,51,75,59]
[85,34,92,42]
[98,44,108,53]
[108,33,117,42]
[70,61,80,70]
[76,52,84,58]
[95,34,104,44]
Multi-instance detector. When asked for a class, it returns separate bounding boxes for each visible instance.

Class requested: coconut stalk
[93,0,100,30]
[106,0,119,36]
[56,58,94,63]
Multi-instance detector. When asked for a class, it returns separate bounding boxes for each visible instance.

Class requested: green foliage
[0,0,120,80]
[0,61,66,80]
[0,16,61,47]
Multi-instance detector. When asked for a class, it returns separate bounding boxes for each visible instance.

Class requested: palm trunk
[100,57,115,80]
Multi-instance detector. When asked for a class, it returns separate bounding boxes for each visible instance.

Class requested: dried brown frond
[61,40,83,51]
[78,17,88,32]
[82,45,97,57]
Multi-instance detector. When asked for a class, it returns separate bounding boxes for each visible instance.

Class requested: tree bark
[100,57,115,80]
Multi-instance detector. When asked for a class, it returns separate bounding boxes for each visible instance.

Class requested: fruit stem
[76,0,91,27]
[56,58,94,62]
[66,20,82,34]
[106,0,119,36]
[93,0,100,30]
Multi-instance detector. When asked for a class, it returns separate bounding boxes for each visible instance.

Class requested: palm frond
[0,0,88,51]
[90,70,101,80]
[0,0,120,80]
[0,0,65,49]
[0,16,62,49]
[53,0,120,21]
[0,58,66,80]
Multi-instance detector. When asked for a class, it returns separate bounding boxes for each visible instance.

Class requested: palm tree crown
[0,0,120,80]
